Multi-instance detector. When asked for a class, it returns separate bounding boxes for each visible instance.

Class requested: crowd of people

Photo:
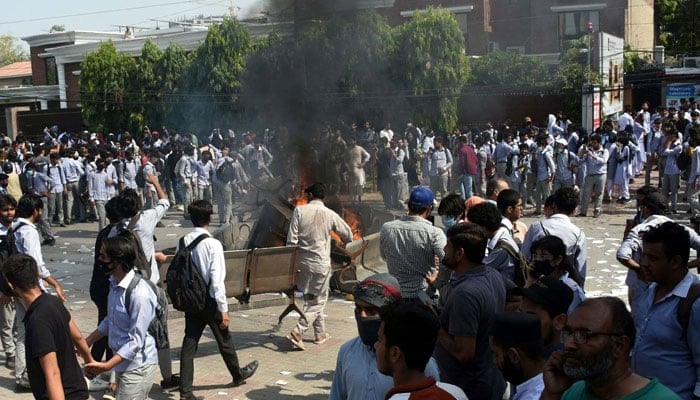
[0,99,699,400]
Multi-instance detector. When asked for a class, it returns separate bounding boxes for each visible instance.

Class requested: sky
[3,0,262,44]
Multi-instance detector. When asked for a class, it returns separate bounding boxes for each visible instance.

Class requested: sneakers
[314,332,331,345]
[16,373,31,391]
[232,360,259,387]
[287,331,305,350]
[5,355,14,370]
[161,373,181,390]
[85,376,110,392]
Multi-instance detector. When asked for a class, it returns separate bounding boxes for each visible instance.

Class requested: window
[45,57,57,85]
[455,12,468,33]
[560,11,599,40]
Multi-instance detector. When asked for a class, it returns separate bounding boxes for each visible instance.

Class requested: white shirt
[287,199,353,273]
[512,373,544,400]
[13,218,51,289]
[177,228,228,312]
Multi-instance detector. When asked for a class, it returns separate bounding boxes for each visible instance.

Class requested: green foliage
[469,51,551,86]
[155,44,188,125]
[80,41,138,132]
[623,44,649,73]
[178,16,252,131]
[558,35,601,89]
[49,25,65,33]
[0,35,29,67]
[78,9,471,133]
[392,8,469,132]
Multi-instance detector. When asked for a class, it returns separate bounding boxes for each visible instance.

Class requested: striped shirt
[380,216,446,299]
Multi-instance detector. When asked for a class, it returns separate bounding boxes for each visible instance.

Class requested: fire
[330,207,363,242]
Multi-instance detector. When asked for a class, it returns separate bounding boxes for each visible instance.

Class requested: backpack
[166,234,211,314]
[217,159,236,184]
[494,239,527,288]
[0,223,23,295]
[678,147,692,172]
[505,153,515,176]
[125,274,169,350]
[118,213,152,280]
[135,164,146,188]
[678,282,700,340]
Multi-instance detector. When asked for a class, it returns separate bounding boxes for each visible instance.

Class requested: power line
[0,1,205,25]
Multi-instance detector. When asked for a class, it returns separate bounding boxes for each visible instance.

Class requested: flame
[330,207,363,242]
[291,167,313,206]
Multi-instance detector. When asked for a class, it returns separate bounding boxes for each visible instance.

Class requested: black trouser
[179,302,242,394]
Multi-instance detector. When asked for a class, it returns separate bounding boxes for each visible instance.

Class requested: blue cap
[408,187,435,207]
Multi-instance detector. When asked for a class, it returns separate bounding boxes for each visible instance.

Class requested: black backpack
[135,165,146,188]
[166,234,211,314]
[125,274,169,350]
[0,223,23,295]
[505,153,515,176]
[217,159,235,184]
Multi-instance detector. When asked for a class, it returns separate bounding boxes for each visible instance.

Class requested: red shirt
[385,377,468,400]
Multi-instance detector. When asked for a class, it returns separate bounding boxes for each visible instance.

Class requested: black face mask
[356,313,382,346]
[532,260,554,278]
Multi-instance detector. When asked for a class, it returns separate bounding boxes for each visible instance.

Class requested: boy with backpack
[173,200,259,400]
[85,235,159,399]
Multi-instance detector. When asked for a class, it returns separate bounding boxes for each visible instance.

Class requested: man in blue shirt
[330,273,440,400]
[633,221,700,399]
[85,235,158,399]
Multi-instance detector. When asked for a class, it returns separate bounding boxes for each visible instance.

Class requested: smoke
[237,0,295,21]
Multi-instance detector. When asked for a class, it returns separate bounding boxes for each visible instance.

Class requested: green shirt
[561,378,681,400]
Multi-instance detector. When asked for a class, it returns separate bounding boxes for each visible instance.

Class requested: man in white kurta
[287,183,353,349]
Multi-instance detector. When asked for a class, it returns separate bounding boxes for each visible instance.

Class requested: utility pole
[587,21,593,85]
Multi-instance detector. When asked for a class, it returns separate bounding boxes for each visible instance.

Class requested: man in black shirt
[3,254,91,399]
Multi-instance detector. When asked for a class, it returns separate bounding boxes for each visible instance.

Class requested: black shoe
[59,223,66,227]
[5,355,14,370]
[161,373,181,390]
[577,213,587,217]
[42,238,56,246]
[180,393,204,400]
[232,360,259,387]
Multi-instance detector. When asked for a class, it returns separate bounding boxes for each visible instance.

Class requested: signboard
[666,84,700,108]
[598,32,624,116]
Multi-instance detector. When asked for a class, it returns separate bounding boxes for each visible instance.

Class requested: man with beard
[541,297,679,400]
[329,274,439,400]
[489,312,545,400]
[435,223,506,400]
[633,221,700,399]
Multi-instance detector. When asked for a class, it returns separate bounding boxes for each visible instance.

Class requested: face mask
[356,313,382,346]
[532,259,555,278]
[441,216,457,231]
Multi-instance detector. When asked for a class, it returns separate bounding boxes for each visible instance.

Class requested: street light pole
[587,21,593,85]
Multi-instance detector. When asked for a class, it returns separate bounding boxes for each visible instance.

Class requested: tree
[133,39,163,127]
[0,35,29,67]
[391,8,469,133]
[80,41,138,132]
[177,16,251,131]
[49,25,66,33]
[155,44,188,127]
[556,34,602,122]
[469,51,551,86]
